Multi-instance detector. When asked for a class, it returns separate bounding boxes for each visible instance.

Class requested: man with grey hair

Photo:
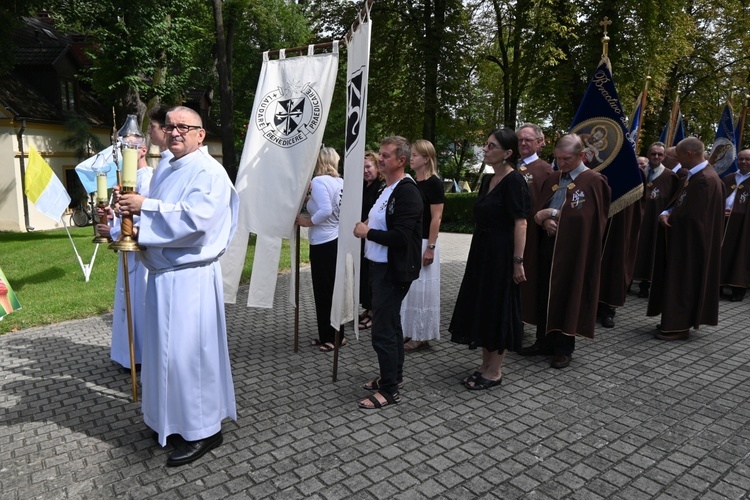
[516,123,553,308]
[520,134,610,368]
[647,137,723,340]
[118,106,239,465]
[354,136,422,408]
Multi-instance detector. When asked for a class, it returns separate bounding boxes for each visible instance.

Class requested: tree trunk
[422,0,446,144]
[212,0,237,181]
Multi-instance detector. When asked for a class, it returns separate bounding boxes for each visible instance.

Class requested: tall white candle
[121,148,138,188]
[96,174,108,202]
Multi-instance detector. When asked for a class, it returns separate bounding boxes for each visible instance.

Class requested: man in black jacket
[354,136,423,409]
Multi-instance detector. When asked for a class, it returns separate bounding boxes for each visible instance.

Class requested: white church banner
[221,44,339,306]
[330,12,372,337]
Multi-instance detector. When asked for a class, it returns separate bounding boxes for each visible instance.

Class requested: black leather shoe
[637,289,649,298]
[551,354,571,369]
[518,343,553,357]
[601,314,615,328]
[166,431,223,467]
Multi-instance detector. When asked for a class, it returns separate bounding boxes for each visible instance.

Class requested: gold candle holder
[109,115,143,253]
[93,169,111,244]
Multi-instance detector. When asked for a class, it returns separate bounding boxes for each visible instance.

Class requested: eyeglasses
[163,124,203,134]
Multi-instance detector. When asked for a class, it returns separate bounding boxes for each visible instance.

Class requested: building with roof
[0,14,222,232]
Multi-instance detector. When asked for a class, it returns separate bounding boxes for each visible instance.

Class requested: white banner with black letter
[221,44,339,307]
[330,14,372,338]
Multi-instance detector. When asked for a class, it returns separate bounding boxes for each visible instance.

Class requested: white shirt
[645,164,665,182]
[365,179,401,263]
[726,171,750,210]
[661,161,709,216]
[307,175,343,245]
[520,153,539,166]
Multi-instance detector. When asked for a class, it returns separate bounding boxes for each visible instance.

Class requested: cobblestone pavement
[2,232,750,499]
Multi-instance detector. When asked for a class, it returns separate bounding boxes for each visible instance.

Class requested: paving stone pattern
[1,232,749,499]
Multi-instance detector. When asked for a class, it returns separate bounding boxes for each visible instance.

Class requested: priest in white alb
[118,106,239,467]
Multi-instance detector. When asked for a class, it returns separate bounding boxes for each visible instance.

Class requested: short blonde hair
[411,139,438,177]
[315,147,340,177]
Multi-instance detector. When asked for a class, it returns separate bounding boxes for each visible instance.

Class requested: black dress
[449,170,530,351]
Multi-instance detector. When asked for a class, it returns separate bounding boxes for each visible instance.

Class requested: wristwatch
[551,209,559,219]
[513,256,524,264]
[428,243,436,249]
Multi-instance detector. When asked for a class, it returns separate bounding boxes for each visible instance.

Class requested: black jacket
[366,176,423,283]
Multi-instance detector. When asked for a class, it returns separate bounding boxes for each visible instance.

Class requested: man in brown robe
[720,149,750,301]
[664,146,688,179]
[517,123,554,312]
[520,135,610,368]
[632,142,679,298]
[647,137,724,340]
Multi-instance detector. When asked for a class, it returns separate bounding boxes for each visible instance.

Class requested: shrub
[441,192,477,234]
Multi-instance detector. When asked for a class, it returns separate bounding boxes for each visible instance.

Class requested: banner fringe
[608,184,643,218]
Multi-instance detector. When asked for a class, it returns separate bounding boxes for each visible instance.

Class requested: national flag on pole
[25,145,71,222]
[221,43,339,307]
[709,102,737,178]
[627,91,643,150]
[331,10,372,337]
[658,99,685,147]
[74,145,119,194]
[569,58,643,216]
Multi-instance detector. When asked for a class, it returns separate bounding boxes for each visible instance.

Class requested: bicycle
[69,198,93,227]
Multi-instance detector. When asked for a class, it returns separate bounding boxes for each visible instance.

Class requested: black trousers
[369,262,411,395]
[535,233,575,356]
[310,239,344,344]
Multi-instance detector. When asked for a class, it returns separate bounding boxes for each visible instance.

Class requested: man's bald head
[663,146,678,169]
[737,148,750,175]
[676,137,705,169]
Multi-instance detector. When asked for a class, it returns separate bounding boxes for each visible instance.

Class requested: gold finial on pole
[600,17,612,58]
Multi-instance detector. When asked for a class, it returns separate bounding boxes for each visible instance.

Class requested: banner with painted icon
[710,103,737,178]
[569,57,643,216]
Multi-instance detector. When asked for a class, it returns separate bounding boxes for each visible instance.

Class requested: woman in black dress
[449,127,530,390]
[358,151,384,329]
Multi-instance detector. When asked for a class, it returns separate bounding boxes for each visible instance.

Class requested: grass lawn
[0,226,308,334]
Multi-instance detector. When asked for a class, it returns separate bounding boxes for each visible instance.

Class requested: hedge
[440,192,477,234]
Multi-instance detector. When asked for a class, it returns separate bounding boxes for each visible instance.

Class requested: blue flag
[569,59,643,216]
[709,103,736,178]
[627,93,643,150]
[74,145,119,194]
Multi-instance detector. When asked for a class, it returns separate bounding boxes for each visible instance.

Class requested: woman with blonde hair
[296,147,346,351]
[401,139,444,351]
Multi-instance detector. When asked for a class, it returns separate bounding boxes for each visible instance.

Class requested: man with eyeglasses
[519,134,610,368]
[516,124,553,327]
[632,142,679,299]
[118,106,239,466]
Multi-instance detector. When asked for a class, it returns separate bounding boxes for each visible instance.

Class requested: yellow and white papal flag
[25,145,71,222]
